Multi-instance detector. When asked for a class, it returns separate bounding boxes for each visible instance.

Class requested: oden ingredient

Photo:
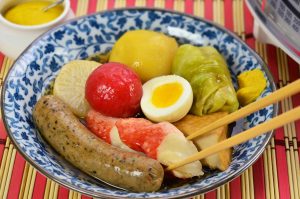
[141,75,193,122]
[85,62,143,118]
[4,1,63,26]
[53,60,100,118]
[33,95,164,192]
[172,44,239,116]
[236,69,266,106]
[109,30,178,82]
[86,110,203,178]
[174,112,232,171]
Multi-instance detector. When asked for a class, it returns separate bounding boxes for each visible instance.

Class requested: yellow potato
[109,30,178,82]
[237,69,266,106]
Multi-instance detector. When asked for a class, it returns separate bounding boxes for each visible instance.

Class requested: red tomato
[85,62,143,118]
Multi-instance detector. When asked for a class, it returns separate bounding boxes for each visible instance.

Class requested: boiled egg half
[141,75,193,122]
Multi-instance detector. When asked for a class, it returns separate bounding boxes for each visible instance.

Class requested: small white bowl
[0,0,74,59]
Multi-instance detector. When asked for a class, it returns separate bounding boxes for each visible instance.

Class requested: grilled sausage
[32,95,164,192]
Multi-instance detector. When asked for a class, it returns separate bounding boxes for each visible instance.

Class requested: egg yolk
[4,1,63,26]
[151,82,183,108]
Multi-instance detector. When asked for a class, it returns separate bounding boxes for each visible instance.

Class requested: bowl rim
[1,7,278,199]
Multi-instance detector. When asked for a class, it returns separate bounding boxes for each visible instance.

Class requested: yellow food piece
[173,112,231,171]
[109,30,178,82]
[53,60,100,118]
[141,75,193,123]
[152,82,183,108]
[4,1,63,26]
[237,69,266,106]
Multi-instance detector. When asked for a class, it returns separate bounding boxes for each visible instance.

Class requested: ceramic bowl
[1,8,277,199]
[0,0,74,59]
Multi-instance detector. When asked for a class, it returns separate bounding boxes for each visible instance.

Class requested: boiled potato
[236,69,266,106]
[109,30,178,82]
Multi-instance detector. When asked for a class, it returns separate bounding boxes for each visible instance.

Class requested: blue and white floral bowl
[1,8,277,198]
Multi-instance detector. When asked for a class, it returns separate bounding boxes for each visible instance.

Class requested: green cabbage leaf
[172,44,239,115]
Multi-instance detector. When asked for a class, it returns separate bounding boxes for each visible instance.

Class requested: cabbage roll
[172,44,239,115]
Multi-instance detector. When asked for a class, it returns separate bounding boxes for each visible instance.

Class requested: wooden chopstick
[187,79,300,140]
[167,106,300,170]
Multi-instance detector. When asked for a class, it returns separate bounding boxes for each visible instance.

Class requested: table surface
[0,0,299,199]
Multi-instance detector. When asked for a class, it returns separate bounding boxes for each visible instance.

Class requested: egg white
[141,75,193,123]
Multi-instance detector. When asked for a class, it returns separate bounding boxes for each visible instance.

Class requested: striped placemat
[0,0,299,198]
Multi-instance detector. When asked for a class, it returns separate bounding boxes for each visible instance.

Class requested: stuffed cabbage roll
[172,44,239,115]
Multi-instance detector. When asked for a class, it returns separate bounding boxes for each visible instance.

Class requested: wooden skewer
[187,79,300,140]
[167,106,300,170]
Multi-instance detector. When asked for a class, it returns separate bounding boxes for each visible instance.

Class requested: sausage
[32,95,164,192]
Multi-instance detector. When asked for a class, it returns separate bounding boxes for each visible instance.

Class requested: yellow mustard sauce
[4,1,63,26]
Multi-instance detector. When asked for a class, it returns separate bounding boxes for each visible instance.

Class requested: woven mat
[0,0,300,198]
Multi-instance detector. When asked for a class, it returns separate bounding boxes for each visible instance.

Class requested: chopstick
[167,105,300,170]
[187,79,300,140]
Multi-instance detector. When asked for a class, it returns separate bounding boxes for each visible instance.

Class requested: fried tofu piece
[173,112,232,171]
